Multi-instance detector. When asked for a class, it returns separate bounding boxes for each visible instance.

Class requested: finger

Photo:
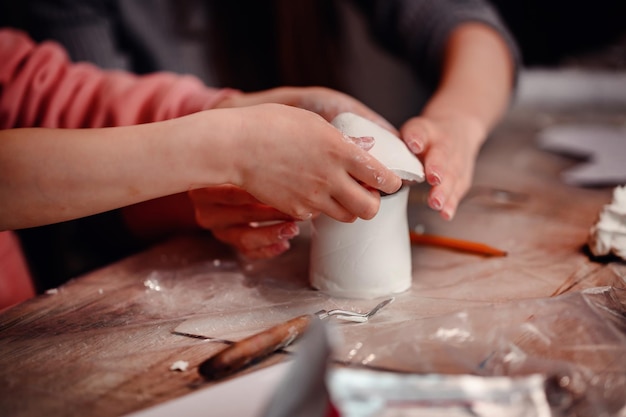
[400,118,447,186]
[424,146,454,212]
[346,146,402,195]
[407,117,449,185]
[213,221,299,251]
[439,168,473,221]
[312,193,359,223]
[440,191,460,221]
[422,138,474,216]
[239,240,292,260]
[423,146,448,187]
[329,173,382,221]
[194,204,293,230]
[400,117,432,155]
[427,159,473,220]
[430,181,460,221]
[291,185,359,223]
[427,183,448,214]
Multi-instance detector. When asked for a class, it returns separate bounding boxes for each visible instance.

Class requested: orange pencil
[409,231,507,257]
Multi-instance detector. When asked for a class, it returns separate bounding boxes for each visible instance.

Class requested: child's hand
[188,185,299,259]
[400,113,486,220]
[229,104,402,222]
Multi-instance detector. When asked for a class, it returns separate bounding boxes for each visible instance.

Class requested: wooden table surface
[1,103,625,417]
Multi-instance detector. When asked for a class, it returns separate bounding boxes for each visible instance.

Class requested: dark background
[1,0,624,293]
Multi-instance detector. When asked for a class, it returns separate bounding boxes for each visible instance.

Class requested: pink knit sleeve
[0,28,240,129]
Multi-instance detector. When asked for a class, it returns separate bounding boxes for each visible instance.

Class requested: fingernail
[350,135,375,150]
[428,172,442,186]
[441,208,455,221]
[279,223,299,239]
[429,196,443,211]
[407,139,423,154]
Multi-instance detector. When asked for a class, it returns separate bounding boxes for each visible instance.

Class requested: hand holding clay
[231,104,402,222]
[310,112,425,299]
[400,113,486,220]
[195,86,401,258]
[188,185,299,259]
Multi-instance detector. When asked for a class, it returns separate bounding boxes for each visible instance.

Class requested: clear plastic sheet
[330,286,626,417]
[258,308,618,417]
[3,182,626,417]
[128,235,626,417]
[260,319,556,417]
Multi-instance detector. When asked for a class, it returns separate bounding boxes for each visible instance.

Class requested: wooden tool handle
[198,314,314,380]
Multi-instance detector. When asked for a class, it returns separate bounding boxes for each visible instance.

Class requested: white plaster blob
[169,360,189,372]
[309,112,424,299]
[588,185,626,260]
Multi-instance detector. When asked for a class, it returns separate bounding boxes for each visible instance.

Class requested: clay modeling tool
[409,231,507,257]
[198,298,394,381]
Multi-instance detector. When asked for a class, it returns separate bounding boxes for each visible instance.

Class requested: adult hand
[217,86,398,133]
[188,185,300,259]
[401,112,486,220]
[398,23,514,221]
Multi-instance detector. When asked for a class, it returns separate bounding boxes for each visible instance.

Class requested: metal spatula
[198,298,394,380]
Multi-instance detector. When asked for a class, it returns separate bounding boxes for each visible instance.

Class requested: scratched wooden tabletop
[1,101,625,417]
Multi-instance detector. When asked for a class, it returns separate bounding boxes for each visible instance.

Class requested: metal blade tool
[198,298,394,380]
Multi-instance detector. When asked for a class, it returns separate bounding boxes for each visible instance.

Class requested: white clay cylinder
[310,186,412,299]
[309,112,424,299]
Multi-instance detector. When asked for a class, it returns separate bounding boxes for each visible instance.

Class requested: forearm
[422,23,515,136]
[0,111,235,230]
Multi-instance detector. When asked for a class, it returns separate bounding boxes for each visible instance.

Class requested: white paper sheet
[537,124,626,186]
[123,362,292,417]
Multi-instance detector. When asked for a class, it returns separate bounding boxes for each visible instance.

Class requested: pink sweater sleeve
[0,29,242,310]
[0,28,240,129]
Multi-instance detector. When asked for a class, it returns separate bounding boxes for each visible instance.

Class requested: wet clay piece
[309,113,424,299]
